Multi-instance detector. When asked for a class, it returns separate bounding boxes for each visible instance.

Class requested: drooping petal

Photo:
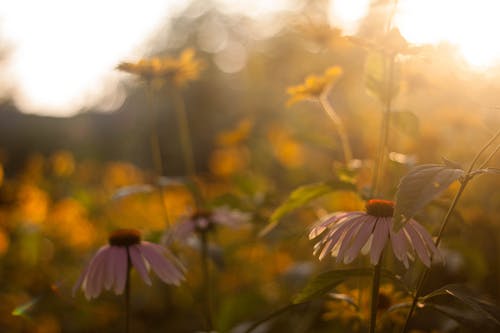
[315,218,357,259]
[172,218,196,240]
[113,247,128,295]
[336,217,364,263]
[344,217,376,264]
[85,246,111,299]
[309,212,358,239]
[73,259,92,297]
[408,220,440,260]
[129,245,152,286]
[138,242,184,285]
[404,223,431,267]
[369,218,390,265]
[92,250,111,298]
[104,246,120,291]
[390,227,410,268]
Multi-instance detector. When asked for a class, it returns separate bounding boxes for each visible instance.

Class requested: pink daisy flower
[73,229,185,300]
[169,206,250,241]
[309,199,439,268]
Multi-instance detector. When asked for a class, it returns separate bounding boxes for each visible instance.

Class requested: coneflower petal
[370,218,390,265]
[129,245,152,286]
[113,247,128,295]
[317,218,357,259]
[404,223,431,267]
[344,217,375,264]
[84,246,110,299]
[139,243,184,285]
[336,217,364,262]
[408,220,440,259]
[104,247,119,290]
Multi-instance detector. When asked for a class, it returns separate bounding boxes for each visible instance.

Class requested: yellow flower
[286,66,342,106]
[117,48,204,87]
[322,283,411,332]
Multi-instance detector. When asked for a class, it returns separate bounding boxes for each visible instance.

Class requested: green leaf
[292,268,373,304]
[425,303,493,329]
[391,111,419,137]
[393,164,465,231]
[422,284,500,328]
[259,180,357,236]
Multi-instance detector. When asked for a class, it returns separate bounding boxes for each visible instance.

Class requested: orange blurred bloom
[286,66,342,106]
[117,48,204,88]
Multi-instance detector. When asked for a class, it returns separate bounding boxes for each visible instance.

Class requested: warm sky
[1,0,500,116]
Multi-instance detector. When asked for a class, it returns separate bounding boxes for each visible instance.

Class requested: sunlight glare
[328,0,371,35]
[395,0,500,68]
[0,0,188,116]
[329,0,500,69]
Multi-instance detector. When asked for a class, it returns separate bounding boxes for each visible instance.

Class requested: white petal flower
[309,200,440,268]
[73,229,185,300]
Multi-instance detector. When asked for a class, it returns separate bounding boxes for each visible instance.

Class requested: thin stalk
[170,87,196,178]
[318,92,353,165]
[200,232,213,331]
[146,85,165,176]
[477,144,499,170]
[125,248,131,333]
[146,83,172,229]
[371,54,395,197]
[369,262,383,333]
[402,127,500,332]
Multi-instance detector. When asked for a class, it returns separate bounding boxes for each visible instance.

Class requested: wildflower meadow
[0,1,499,333]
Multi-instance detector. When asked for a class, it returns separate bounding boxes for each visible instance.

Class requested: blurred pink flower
[169,206,250,241]
[309,199,439,268]
[73,229,185,300]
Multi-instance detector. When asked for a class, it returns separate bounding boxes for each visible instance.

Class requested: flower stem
[125,248,131,333]
[371,54,395,198]
[401,127,500,332]
[146,83,166,177]
[318,92,353,165]
[200,232,213,331]
[369,262,383,333]
[146,83,172,229]
[170,87,196,178]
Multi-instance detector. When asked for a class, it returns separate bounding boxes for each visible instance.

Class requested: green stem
[371,54,395,198]
[146,83,172,229]
[146,84,165,176]
[200,232,213,331]
[125,248,131,333]
[318,92,353,165]
[171,87,196,178]
[369,263,383,333]
[402,127,500,332]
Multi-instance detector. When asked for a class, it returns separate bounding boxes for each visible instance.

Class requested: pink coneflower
[170,206,250,241]
[73,229,185,300]
[309,199,439,268]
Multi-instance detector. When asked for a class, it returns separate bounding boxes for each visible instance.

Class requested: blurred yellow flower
[15,184,49,225]
[323,284,410,332]
[286,66,342,106]
[215,118,254,146]
[0,228,9,256]
[267,126,305,168]
[47,198,96,249]
[209,147,249,177]
[103,162,144,191]
[117,48,204,88]
[50,150,75,177]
